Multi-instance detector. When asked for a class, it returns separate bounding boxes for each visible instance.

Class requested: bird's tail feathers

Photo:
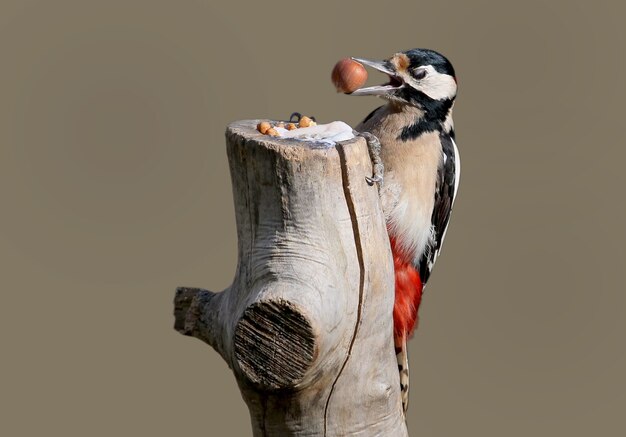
[395,335,410,414]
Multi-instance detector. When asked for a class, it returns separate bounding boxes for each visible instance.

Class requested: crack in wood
[323,143,367,436]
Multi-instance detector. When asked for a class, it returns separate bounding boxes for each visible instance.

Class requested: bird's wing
[419,133,460,285]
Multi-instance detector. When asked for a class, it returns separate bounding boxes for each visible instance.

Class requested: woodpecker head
[351,49,457,112]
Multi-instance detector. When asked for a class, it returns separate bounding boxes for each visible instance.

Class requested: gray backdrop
[2,0,625,435]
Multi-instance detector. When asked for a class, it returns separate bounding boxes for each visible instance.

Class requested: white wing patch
[452,138,460,200]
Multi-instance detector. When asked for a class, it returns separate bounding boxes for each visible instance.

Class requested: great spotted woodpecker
[349,48,460,413]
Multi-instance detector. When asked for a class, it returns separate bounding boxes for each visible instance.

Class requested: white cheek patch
[404,65,457,101]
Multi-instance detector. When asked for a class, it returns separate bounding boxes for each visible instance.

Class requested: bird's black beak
[349,57,405,96]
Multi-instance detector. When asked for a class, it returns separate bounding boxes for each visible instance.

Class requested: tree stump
[173,120,408,436]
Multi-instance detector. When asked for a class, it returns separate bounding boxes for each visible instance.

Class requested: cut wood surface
[173,120,408,436]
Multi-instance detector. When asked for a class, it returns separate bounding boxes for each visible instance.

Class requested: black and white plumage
[421,131,459,284]
[349,48,460,414]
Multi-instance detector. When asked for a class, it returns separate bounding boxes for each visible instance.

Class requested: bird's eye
[413,69,427,80]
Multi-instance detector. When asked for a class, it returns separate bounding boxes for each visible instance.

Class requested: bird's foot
[359,131,384,188]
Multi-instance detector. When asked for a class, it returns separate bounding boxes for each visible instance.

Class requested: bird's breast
[379,131,442,264]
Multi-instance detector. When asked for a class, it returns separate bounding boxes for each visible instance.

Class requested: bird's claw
[359,131,384,188]
[365,174,383,186]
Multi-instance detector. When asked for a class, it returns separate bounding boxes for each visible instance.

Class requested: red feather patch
[390,236,423,345]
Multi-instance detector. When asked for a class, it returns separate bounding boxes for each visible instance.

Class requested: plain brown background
[1,0,625,436]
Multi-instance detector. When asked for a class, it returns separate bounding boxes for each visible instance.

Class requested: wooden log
[173,120,408,436]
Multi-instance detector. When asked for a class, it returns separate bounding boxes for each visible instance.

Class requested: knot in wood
[234,300,315,390]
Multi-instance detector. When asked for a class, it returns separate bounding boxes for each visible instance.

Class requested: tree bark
[173,120,408,436]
